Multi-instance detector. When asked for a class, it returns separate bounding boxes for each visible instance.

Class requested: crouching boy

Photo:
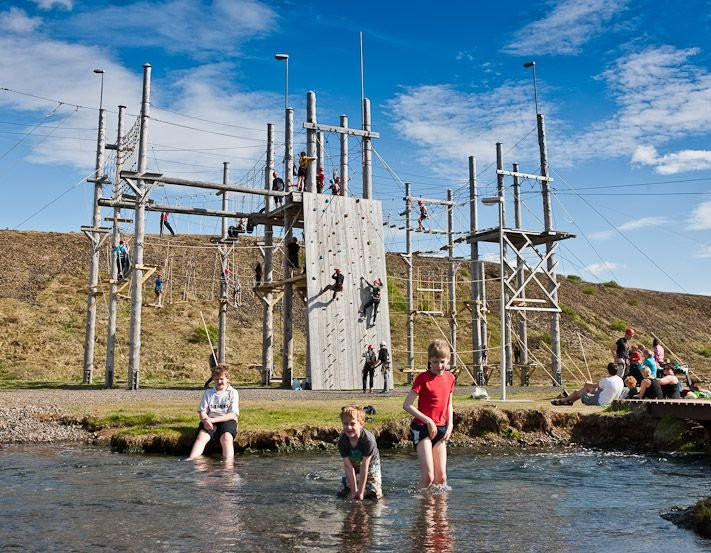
[337,404,383,500]
[187,365,239,461]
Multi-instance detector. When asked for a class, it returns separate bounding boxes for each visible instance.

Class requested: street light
[523,61,538,115]
[93,68,105,111]
[482,195,506,401]
[274,53,289,111]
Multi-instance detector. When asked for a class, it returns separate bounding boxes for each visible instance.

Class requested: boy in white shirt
[187,365,239,461]
[551,363,623,406]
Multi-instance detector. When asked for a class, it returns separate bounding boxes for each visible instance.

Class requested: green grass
[626,299,639,306]
[581,287,595,295]
[566,275,582,282]
[603,280,622,289]
[603,402,631,413]
[188,324,219,345]
[697,347,711,358]
[609,320,627,332]
[387,278,407,313]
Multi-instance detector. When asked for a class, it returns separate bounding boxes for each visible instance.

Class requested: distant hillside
[1,230,709,387]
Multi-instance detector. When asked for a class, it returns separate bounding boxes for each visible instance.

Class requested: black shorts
[409,421,447,447]
[297,166,307,177]
[199,420,238,439]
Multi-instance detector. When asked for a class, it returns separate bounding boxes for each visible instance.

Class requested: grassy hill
[1,230,709,387]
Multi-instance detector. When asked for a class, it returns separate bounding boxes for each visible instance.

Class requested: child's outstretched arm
[355,456,372,501]
[342,457,358,500]
[403,390,437,439]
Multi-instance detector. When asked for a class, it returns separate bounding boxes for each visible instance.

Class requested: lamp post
[523,61,538,115]
[93,68,105,110]
[482,196,506,400]
[274,54,289,111]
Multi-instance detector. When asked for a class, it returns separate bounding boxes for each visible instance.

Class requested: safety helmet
[418,200,423,205]
[273,171,277,177]
[367,344,373,349]
[318,167,323,172]
[625,327,635,336]
[380,341,387,347]
[334,268,341,273]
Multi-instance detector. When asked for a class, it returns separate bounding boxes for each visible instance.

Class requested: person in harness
[113,239,131,280]
[377,341,391,393]
[362,344,378,394]
[272,171,285,208]
[359,277,383,323]
[417,200,429,231]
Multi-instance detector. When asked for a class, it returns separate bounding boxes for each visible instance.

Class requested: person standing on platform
[316,167,325,193]
[296,151,315,191]
[417,200,429,231]
[272,171,285,208]
[286,237,300,273]
[255,262,263,285]
[153,273,165,307]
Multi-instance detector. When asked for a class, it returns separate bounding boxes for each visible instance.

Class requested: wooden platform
[614,398,711,421]
[302,194,392,390]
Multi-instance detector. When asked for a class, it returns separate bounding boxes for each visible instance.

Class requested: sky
[1,0,710,295]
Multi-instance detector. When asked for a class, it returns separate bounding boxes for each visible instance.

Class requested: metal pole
[340,114,348,197]
[405,182,414,383]
[512,162,529,383]
[496,142,507,399]
[285,108,294,191]
[217,162,229,365]
[128,63,151,390]
[538,113,562,385]
[105,105,126,388]
[362,98,372,199]
[82,107,106,385]
[306,91,317,193]
[285,57,289,112]
[262,123,275,385]
[469,156,484,384]
[447,189,457,374]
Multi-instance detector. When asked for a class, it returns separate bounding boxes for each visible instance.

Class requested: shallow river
[1,445,709,552]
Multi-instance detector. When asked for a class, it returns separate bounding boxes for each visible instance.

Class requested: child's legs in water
[432,439,448,485]
[219,432,234,460]
[416,438,435,488]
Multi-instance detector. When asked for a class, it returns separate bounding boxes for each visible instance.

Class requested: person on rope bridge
[254,262,262,285]
[113,239,130,280]
[272,171,285,208]
[377,341,391,393]
[329,174,341,195]
[417,200,429,231]
[159,211,175,238]
[297,151,315,191]
[286,236,300,272]
[330,268,344,300]
[359,277,383,323]
[153,273,165,307]
[362,344,378,394]
[316,167,325,194]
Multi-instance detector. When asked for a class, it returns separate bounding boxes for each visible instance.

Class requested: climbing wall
[302,194,393,390]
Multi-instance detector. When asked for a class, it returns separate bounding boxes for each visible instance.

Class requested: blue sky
[1,0,710,294]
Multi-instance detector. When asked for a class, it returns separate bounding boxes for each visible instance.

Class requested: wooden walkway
[302,194,392,390]
[614,398,711,421]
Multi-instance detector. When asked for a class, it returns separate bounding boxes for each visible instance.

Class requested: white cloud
[584,261,623,276]
[502,0,627,56]
[695,245,711,258]
[589,216,666,240]
[64,0,276,57]
[562,46,711,165]
[632,145,711,174]
[0,8,41,33]
[688,201,711,231]
[32,0,72,9]
[590,230,614,240]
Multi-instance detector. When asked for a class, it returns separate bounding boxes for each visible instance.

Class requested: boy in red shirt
[403,338,455,489]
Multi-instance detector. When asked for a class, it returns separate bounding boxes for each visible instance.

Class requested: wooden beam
[303,121,379,138]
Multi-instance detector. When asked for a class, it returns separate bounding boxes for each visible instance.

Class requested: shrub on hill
[566,274,582,282]
[603,280,622,289]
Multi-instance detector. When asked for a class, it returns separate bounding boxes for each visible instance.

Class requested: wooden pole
[340,114,348,197]
[512,162,529,384]
[362,98,372,199]
[105,105,126,388]
[447,189,457,373]
[217,162,229,365]
[83,107,106,385]
[306,91,317,193]
[469,156,485,383]
[128,63,151,390]
[262,123,275,385]
[405,182,414,383]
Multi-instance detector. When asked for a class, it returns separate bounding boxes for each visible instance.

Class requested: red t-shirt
[411,370,455,426]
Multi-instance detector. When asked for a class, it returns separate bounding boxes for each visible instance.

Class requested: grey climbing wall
[302,193,393,390]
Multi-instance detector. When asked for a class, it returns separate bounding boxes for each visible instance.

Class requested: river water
[1,445,709,552]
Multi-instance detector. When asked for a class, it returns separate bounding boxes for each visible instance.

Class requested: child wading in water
[337,405,383,500]
[188,365,239,461]
[403,339,455,489]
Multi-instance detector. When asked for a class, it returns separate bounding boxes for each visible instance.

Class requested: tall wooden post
[340,114,348,197]
[128,63,151,390]
[285,108,294,190]
[469,156,485,383]
[262,123,275,385]
[512,162,529,383]
[495,142,510,390]
[82,107,106,384]
[306,91,317,193]
[538,113,562,385]
[447,189,457,373]
[217,162,229,365]
[105,105,125,388]
[362,98,372,199]
[405,182,414,382]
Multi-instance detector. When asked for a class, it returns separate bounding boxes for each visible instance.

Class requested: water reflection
[414,491,454,553]
[340,502,373,552]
